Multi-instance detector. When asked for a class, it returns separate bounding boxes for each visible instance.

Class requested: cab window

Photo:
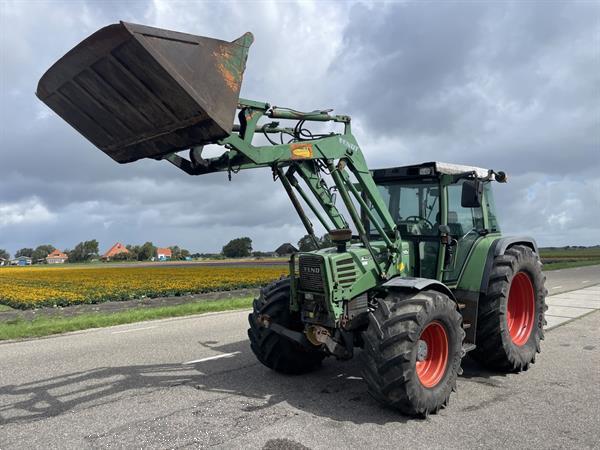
[484,183,500,232]
[376,182,440,236]
[443,179,485,283]
[446,180,484,237]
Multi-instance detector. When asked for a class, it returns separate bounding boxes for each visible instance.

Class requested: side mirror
[461,179,483,208]
[495,171,507,183]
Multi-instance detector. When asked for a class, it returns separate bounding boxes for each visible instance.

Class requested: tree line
[217,237,274,258]
[0,241,101,263]
[0,240,191,264]
[0,238,253,263]
[0,233,335,264]
[217,234,333,257]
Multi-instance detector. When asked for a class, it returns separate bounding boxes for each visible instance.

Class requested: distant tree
[320,233,333,248]
[169,245,181,260]
[167,246,190,260]
[138,242,156,261]
[222,237,252,258]
[0,249,10,260]
[31,244,56,263]
[15,248,34,258]
[297,234,333,251]
[111,251,133,261]
[126,244,141,260]
[67,240,99,262]
[190,252,220,259]
[298,235,318,252]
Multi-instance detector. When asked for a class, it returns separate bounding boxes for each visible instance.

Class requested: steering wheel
[403,216,434,228]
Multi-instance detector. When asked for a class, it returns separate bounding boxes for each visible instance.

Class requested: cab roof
[372,161,490,180]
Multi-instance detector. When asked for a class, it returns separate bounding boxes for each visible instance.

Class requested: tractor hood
[297,243,390,304]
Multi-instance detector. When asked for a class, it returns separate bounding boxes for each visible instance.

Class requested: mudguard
[493,236,538,256]
[480,236,539,294]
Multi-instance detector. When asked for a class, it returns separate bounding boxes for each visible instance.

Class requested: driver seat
[447,211,464,237]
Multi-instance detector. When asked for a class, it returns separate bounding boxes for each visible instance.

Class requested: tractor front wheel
[361,290,464,416]
[472,245,547,372]
[248,278,325,374]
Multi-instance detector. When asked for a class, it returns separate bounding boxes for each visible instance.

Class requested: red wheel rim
[507,272,535,346]
[416,321,449,388]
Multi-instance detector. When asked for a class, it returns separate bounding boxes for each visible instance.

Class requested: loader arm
[162,98,400,274]
[35,21,402,279]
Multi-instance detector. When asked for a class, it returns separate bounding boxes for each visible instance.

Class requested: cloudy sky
[0,0,598,256]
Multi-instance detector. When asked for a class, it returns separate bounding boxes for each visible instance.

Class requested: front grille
[298,255,325,292]
[336,258,357,288]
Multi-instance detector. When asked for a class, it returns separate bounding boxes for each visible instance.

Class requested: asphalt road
[1,267,599,449]
[544,264,600,294]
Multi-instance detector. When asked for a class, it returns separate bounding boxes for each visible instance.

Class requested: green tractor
[37,23,547,415]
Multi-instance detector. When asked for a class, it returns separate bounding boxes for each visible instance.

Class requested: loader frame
[163,98,406,282]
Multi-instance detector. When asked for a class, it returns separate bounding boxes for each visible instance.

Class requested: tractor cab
[368,162,503,284]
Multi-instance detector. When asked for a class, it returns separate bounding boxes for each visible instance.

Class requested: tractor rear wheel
[472,245,547,371]
[248,278,325,374]
[361,290,464,416]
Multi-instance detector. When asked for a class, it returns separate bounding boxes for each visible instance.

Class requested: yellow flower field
[0,264,287,309]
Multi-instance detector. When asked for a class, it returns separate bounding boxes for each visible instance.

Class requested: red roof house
[46,249,68,264]
[102,242,130,261]
[156,247,172,260]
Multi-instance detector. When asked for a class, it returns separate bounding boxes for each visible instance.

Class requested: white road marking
[581,280,590,283]
[111,326,157,334]
[183,351,241,365]
[552,285,563,289]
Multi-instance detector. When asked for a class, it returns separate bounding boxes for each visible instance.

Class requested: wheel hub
[416,340,428,361]
[507,272,536,346]
[415,321,449,388]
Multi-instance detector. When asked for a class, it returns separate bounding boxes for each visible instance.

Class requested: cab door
[442,179,485,283]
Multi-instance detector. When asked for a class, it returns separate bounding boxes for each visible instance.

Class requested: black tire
[472,244,547,372]
[248,278,325,374]
[361,290,464,416]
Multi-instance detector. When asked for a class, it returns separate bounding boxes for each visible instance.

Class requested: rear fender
[481,236,539,294]
[493,236,539,257]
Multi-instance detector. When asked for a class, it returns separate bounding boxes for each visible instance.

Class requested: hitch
[257,314,314,350]
[258,315,353,359]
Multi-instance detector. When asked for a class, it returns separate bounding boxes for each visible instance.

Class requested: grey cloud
[336,1,600,175]
[1,0,599,254]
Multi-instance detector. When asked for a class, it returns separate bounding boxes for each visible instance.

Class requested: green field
[540,247,600,270]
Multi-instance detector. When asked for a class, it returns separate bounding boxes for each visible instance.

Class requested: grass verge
[0,304,14,312]
[543,259,600,271]
[0,297,253,341]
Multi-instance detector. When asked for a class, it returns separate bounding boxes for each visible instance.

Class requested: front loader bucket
[37,22,253,163]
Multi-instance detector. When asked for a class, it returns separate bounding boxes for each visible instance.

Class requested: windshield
[371,181,440,236]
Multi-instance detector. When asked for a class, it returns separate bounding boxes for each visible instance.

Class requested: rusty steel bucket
[37,22,253,163]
